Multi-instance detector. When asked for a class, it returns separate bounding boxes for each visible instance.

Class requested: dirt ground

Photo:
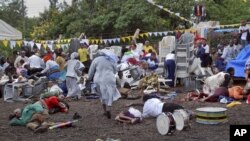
[0,88,249,141]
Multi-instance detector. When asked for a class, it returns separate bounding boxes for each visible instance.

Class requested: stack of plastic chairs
[88,45,99,60]
[174,43,191,90]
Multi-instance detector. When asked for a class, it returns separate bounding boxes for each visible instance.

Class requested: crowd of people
[1,24,250,133]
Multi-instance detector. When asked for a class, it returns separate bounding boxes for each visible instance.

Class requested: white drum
[156,112,177,135]
[173,109,190,131]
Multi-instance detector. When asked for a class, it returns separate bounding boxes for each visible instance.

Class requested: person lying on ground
[142,95,184,118]
[228,86,248,100]
[199,86,247,102]
[9,96,69,126]
[115,107,142,124]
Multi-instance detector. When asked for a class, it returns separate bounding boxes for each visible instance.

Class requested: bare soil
[0,89,249,141]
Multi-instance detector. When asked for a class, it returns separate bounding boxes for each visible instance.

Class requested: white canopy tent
[0,19,22,40]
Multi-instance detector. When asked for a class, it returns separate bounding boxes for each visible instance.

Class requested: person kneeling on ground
[203,67,234,96]
[142,95,184,118]
[9,96,69,133]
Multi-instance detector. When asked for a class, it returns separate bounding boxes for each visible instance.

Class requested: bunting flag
[24,41,29,46]
[56,44,61,49]
[153,32,158,36]
[29,41,35,48]
[104,39,108,44]
[80,39,89,45]
[146,0,193,24]
[10,41,16,49]
[121,37,126,42]
[95,39,100,44]
[2,40,8,47]
[149,32,153,37]
[35,43,42,50]
[163,31,168,36]
[16,41,23,47]
[43,44,48,49]
[47,44,53,50]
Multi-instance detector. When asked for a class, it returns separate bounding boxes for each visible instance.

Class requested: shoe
[106,111,111,119]
[73,112,82,120]
[34,125,48,133]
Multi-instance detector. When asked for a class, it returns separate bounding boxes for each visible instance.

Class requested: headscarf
[70,52,79,60]
[98,49,118,63]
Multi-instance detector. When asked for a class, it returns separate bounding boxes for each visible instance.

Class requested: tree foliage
[0,0,25,31]
[31,0,173,39]
[1,0,250,40]
[204,0,250,24]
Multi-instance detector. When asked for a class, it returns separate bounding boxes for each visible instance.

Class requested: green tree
[0,0,26,34]
[204,0,250,24]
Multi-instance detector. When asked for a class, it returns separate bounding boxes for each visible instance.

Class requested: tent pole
[22,0,25,39]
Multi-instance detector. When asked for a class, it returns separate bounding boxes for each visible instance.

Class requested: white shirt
[28,55,44,69]
[65,59,84,78]
[221,46,234,63]
[239,25,250,40]
[41,60,59,73]
[14,56,28,68]
[165,53,175,61]
[48,84,63,93]
[142,98,164,118]
[131,49,141,61]
[203,44,209,54]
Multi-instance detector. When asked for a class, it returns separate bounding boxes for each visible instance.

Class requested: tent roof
[0,19,22,40]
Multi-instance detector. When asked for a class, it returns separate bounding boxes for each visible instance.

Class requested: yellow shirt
[143,45,157,54]
[56,56,66,71]
[78,48,89,62]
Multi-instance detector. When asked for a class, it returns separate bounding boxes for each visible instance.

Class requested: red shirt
[44,96,59,110]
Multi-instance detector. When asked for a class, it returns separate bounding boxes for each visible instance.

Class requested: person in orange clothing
[43,47,54,62]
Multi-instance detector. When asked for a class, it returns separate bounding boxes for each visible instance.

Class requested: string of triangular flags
[1,22,243,49]
[0,31,173,49]
[146,0,193,24]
